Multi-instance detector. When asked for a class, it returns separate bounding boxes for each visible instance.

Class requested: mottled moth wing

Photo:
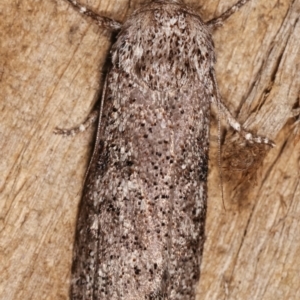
[71,1,214,299]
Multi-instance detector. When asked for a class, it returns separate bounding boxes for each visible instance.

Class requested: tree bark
[0,0,299,299]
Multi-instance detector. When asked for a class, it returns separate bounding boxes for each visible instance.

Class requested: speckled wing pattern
[71,1,214,299]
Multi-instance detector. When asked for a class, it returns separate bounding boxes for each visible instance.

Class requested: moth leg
[54,110,98,136]
[206,0,251,29]
[210,71,275,147]
[217,100,275,146]
[64,0,122,31]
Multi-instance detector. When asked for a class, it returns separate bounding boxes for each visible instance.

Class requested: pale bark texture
[1,0,299,300]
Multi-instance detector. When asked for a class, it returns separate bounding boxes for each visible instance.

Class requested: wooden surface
[1,0,299,299]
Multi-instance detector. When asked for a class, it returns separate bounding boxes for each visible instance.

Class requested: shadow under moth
[56,0,274,299]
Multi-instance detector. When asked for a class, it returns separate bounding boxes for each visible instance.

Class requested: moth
[57,0,274,299]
